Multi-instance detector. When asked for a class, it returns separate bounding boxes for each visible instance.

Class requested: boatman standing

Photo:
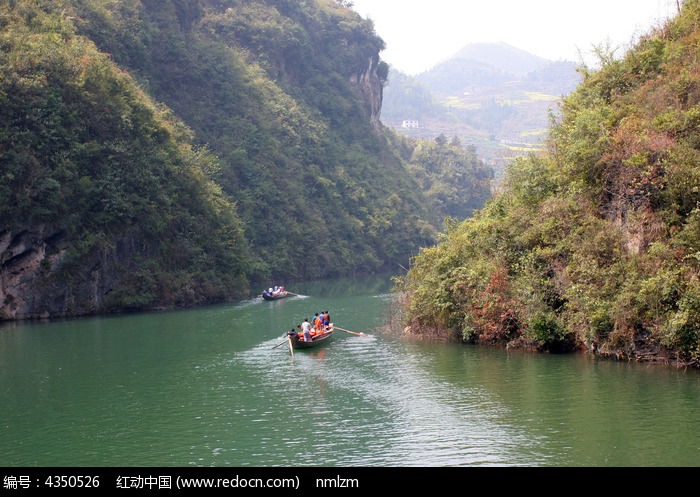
[301,318,312,342]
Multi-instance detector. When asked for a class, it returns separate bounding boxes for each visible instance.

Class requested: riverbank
[398,322,699,371]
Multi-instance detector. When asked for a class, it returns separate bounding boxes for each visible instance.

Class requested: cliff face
[349,55,384,131]
[1,228,71,320]
[0,228,147,320]
[1,230,45,319]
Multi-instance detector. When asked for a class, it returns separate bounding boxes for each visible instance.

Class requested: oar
[334,326,370,337]
[272,338,289,349]
[287,336,294,358]
[285,291,303,297]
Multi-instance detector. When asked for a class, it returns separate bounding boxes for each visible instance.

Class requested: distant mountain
[381,42,582,177]
[416,58,513,96]
[450,42,551,77]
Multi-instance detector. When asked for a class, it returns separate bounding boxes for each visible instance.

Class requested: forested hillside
[398,1,700,367]
[0,0,253,317]
[1,0,492,320]
[68,0,436,281]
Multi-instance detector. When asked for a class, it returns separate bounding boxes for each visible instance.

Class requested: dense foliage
[1,0,493,318]
[0,0,252,311]
[66,0,441,281]
[402,134,493,220]
[398,1,700,367]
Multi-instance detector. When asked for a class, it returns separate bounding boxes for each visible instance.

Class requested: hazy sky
[350,0,679,74]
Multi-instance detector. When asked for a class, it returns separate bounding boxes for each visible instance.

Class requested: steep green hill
[398,1,700,367]
[0,0,252,318]
[69,0,438,281]
[0,0,493,320]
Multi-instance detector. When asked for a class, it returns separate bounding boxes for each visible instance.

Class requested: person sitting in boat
[301,318,312,342]
[287,329,299,342]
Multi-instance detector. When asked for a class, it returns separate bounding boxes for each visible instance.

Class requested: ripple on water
[216,334,546,466]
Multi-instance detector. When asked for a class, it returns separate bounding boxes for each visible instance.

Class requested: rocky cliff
[1,228,151,320]
[349,55,385,131]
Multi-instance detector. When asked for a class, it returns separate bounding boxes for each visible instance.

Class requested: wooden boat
[261,290,288,301]
[288,325,334,349]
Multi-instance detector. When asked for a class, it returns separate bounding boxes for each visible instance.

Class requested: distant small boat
[288,325,334,350]
[261,290,288,301]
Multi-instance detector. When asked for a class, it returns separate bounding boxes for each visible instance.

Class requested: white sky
[350,0,679,74]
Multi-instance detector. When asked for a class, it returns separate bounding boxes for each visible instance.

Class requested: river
[1,274,699,467]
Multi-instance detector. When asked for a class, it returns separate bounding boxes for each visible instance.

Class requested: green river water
[1,275,699,467]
